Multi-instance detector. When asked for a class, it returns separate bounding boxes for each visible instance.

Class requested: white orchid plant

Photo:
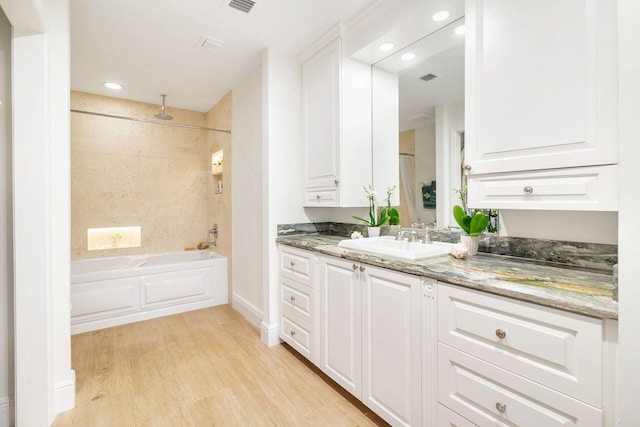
[353,185,399,227]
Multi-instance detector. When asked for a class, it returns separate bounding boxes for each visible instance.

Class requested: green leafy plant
[453,205,490,236]
[353,185,390,227]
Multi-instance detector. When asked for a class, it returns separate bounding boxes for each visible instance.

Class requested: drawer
[281,276,313,324]
[304,188,338,206]
[438,404,477,427]
[438,344,602,426]
[438,284,603,407]
[280,314,313,361]
[467,164,617,211]
[280,246,316,286]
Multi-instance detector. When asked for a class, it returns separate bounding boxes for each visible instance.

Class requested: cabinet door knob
[464,164,472,173]
[290,330,296,336]
[316,195,321,200]
[495,329,506,339]
[290,296,296,302]
[290,261,295,267]
[523,186,534,195]
[359,266,365,273]
[334,179,340,186]
[496,402,506,413]
[352,264,358,271]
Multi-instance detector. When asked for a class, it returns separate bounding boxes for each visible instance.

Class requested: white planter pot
[460,235,480,256]
[367,226,381,237]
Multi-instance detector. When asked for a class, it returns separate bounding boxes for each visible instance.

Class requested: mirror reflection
[373,18,465,228]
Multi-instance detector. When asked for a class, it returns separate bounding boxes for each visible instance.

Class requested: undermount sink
[337,236,454,260]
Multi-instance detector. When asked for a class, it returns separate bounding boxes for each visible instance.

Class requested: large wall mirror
[372,17,465,228]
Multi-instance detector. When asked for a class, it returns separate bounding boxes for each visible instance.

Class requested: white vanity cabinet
[437,283,608,426]
[278,246,318,363]
[301,37,372,207]
[319,255,423,427]
[465,0,618,211]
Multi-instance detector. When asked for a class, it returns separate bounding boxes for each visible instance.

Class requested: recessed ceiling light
[432,10,450,21]
[454,25,466,35]
[401,52,416,61]
[103,82,122,90]
[379,42,395,52]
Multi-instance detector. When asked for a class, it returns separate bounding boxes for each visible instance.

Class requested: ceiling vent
[420,73,438,82]
[198,35,225,52]
[228,0,256,13]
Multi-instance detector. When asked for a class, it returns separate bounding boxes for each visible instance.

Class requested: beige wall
[204,92,233,296]
[71,92,230,262]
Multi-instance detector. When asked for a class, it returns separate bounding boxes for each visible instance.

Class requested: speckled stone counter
[276,234,618,320]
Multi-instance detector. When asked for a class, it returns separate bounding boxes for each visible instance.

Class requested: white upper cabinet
[465,0,617,175]
[302,37,373,207]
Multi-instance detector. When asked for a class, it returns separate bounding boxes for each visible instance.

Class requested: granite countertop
[276,234,618,320]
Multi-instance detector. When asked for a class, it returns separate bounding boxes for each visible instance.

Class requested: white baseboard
[54,370,76,414]
[0,396,14,427]
[260,320,281,347]
[231,292,263,328]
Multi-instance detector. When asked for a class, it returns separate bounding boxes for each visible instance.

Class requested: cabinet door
[319,256,362,398]
[465,0,617,175]
[302,38,341,192]
[361,265,421,427]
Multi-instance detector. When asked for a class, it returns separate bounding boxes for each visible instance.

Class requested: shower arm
[70,109,231,134]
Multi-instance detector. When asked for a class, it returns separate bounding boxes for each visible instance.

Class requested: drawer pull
[290,296,296,302]
[495,329,506,339]
[359,266,365,273]
[290,330,296,336]
[496,402,506,413]
[352,264,358,271]
[334,179,340,185]
[316,195,321,200]
[290,261,295,268]
[523,186,534,195]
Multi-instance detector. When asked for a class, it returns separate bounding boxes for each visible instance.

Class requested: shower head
[154,94,174,120]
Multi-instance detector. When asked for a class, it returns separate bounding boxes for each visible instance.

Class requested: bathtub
[71,250,228,334]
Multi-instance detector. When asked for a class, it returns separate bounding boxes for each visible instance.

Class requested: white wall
[261,48,309,345]
[435,103,464,228]
[231,65,264,326]
[500,211,618,245]
[0,6,12,426]
[47,0,74,415]
[6,0,74,424]
[616,0,640,423]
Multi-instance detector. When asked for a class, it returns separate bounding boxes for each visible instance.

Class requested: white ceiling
[70,0,378,113]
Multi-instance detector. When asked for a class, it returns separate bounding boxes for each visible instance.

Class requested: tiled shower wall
[70,91,231,261]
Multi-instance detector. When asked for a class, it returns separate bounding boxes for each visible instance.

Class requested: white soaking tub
[70,250,228,334]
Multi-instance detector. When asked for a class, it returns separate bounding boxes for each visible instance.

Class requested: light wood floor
[52,305,389,426]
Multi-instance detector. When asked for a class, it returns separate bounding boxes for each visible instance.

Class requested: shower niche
[212,150,224,194]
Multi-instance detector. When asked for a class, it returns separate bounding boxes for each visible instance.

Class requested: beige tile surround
[71,91,233,289]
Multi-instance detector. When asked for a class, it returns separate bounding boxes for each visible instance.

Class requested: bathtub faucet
[202,224,218,248]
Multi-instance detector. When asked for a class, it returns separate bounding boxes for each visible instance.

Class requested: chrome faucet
[396,227,432,244]
[200,224,219,249]
[396,229,418,242]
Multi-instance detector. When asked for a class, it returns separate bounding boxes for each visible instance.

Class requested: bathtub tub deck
[71,250,228,334]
